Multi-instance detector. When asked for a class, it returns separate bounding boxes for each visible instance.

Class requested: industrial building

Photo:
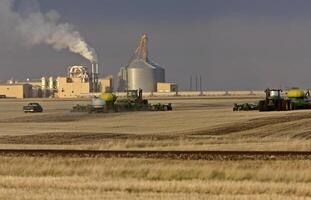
[0,64,113,99]
[51,65,112,98]
[55,77,90,98]
[117,34,168,92]
[0,84,32,98]
[157,83,178,93]
[0,33,176,98]
[99,76,113,93]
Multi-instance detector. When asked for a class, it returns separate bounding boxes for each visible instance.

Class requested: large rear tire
[258,100,266,112]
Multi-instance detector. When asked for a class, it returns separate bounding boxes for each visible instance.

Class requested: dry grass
[1,97,311,199]
[0,156,310,199]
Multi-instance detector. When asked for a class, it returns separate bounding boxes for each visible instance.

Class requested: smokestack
[95,63,99,92]
[91,62,95,92]
[90,62,99,93]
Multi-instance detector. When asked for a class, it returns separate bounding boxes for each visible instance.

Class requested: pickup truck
[23,103,43,113]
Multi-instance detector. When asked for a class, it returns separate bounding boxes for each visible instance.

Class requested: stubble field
[0,96,310,199]
[0,96,310,151]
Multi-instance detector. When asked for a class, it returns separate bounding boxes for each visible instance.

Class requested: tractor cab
[126,89,144,103]
[265,88,282,100]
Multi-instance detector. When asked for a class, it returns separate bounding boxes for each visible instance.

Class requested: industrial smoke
[0,0,97,62]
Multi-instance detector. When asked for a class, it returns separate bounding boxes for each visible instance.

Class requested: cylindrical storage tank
[41,77,47,89]
[154,66,165,83]
[287,88,305,98]
[49,77,53,90]
[41,77,47,98]
[127,59,156,92]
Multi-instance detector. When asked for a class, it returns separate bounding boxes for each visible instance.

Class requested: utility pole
[195,75,198,91]
[199,75,203,96]
[190,76,192,91]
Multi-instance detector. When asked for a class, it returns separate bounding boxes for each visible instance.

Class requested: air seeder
[72,89,172,113]
[233,88,311,112]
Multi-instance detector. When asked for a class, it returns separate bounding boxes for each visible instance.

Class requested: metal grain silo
[152,62,165,83]
[117,33,166,92]
[127,58,156,92]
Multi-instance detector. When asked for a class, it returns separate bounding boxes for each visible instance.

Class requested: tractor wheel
[286,100,292,111]
[258,100,268,112]
[233,103,238,111]
[276,100,284,111]
[168,105,172,111]
[285,101,291,110]
[283,100,289,111]
[258,100,265,112]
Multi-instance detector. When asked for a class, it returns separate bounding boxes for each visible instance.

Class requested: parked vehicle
[23,103,43,113]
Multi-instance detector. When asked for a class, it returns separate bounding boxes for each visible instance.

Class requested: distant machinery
[117,33,165,92]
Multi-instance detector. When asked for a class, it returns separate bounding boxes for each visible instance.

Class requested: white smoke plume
[0,0,97,62]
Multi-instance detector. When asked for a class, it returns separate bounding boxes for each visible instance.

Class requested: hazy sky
[2,0,311,90]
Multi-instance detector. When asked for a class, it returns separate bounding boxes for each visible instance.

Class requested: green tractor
[258,89,292,111]
[115,89,172,112]
[114,89,149,111]
[258,88,311,111]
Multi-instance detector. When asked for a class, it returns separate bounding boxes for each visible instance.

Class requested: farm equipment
[72,93,117,113]
[114,89,149,111]
[258,89,291,111]
[233,103,258,111]
[233,88,311,112]
[286,88,311,109]
[113,89,172,111]
[72,89,172,113]
[258,88,311,111]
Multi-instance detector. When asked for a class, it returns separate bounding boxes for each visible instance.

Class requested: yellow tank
[100,93,116,102]
[287,88,305,98]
